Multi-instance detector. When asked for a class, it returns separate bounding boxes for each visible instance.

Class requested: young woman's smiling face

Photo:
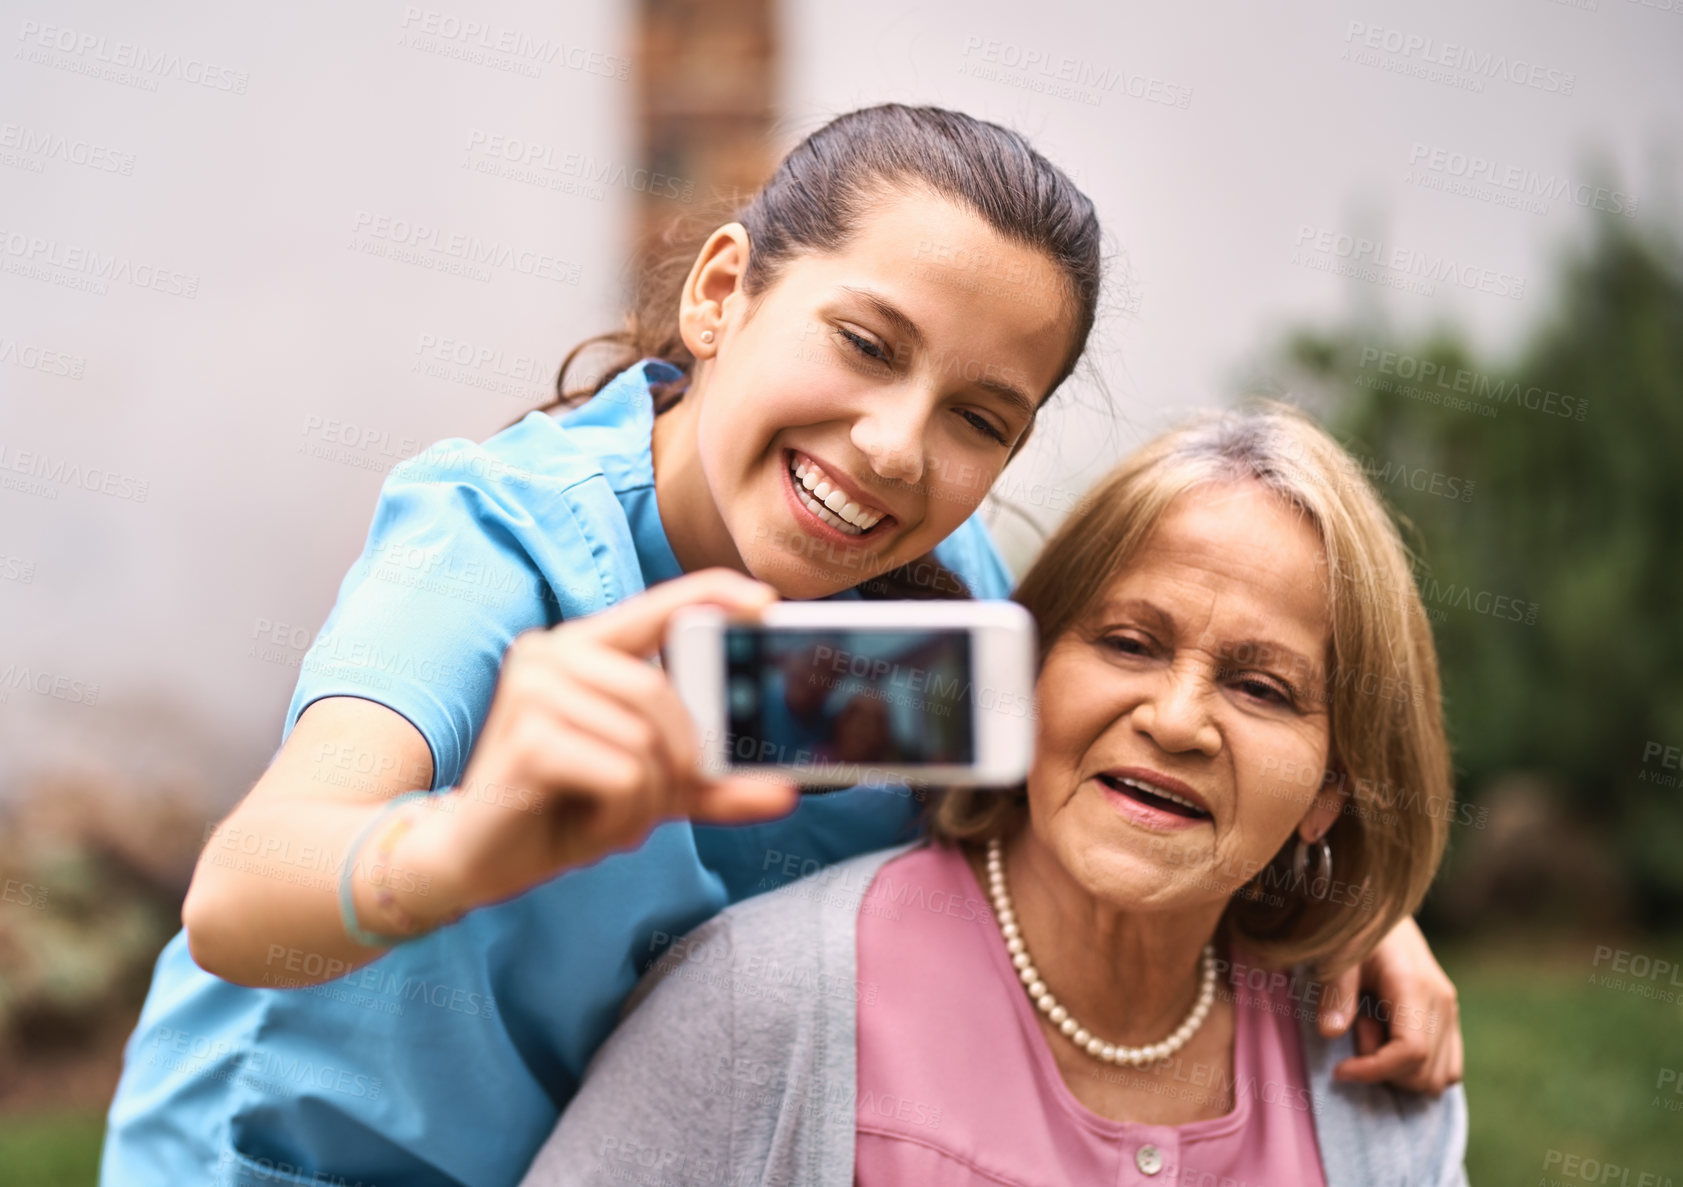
[1025,481,1344,914]
[655,186,1076,598]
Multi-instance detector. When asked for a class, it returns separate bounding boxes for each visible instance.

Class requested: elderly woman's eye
[1101,633,1151,656]
[1237,676,1292,706]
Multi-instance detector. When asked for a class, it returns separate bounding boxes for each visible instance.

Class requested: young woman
[101,105,1459,1187]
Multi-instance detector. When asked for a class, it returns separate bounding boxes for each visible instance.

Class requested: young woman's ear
[680,223,752,358]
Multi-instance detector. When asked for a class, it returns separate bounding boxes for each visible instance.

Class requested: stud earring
[700,330,714,344]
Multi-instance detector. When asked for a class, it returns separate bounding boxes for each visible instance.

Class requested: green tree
[1276,216,1683,921]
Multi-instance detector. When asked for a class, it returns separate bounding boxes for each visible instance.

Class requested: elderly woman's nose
[1130,668,1221,755]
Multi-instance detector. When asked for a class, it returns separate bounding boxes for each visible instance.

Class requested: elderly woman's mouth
[1096,770,1213,828]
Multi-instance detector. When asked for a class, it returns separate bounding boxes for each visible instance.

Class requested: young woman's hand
[1316,916,1464,1095]
[397,569,798,922]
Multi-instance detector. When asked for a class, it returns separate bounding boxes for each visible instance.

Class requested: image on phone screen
[724,627,975,768]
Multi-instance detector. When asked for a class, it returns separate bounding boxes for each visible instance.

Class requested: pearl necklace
[985,837,1217,1067]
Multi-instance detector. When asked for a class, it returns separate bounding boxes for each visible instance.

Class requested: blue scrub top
[100,359,1014,1187]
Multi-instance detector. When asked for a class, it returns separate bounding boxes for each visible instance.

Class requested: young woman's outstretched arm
[181,569,797,986]
[181,695,437,984]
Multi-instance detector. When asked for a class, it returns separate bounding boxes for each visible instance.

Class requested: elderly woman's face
[1027,481,1341,910]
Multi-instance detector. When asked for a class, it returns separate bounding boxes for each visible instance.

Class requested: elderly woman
[521,405,1468,1186]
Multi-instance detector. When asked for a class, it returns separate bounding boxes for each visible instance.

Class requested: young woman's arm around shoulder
[181,569,797,985]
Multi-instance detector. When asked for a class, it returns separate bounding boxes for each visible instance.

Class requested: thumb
[1319,964,1361,1036]
[685,773,800,825]
[571,567,778,658]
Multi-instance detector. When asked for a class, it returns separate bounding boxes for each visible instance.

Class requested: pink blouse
[854,841,1328,1187]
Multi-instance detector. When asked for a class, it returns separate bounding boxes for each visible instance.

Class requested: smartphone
[665,600,1036,788]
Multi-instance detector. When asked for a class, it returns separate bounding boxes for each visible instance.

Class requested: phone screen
[723,627,975,768]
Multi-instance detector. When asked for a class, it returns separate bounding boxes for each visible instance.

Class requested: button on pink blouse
[854,841,1329,1187]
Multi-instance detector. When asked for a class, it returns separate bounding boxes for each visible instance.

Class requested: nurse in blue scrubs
[102,105,1465,1187]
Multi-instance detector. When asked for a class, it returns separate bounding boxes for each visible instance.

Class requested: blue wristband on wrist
[338,789,433,948]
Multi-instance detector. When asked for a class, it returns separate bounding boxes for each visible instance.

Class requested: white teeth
[799,487,860,534]
[788,454,887,532]
[1120,777,1205,814]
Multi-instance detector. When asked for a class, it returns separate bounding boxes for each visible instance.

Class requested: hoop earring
[1292,834,1332,886]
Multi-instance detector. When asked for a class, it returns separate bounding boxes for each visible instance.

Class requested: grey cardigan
[522,842,1468,1186]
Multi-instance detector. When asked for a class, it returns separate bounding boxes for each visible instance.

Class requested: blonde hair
[926,402,1454,971]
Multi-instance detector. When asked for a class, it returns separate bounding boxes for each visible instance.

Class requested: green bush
[1274,215,1683,924]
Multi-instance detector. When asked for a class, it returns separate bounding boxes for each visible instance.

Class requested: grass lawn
[1442,937,1683,1184]
[2,940,1678,1185]
[0,1112,104,1186]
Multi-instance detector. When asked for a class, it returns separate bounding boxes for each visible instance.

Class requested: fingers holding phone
[396,569,799,917]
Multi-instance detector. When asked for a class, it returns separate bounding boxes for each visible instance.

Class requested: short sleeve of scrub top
[99,358,1018,1187]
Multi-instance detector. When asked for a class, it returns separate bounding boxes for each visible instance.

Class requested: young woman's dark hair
[540,102,1105,598]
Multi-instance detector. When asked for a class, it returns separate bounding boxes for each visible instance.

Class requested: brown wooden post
[634,0,779,259]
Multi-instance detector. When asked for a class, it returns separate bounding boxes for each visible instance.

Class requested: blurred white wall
[778,0,1683,572]
[2,0,1679,807]
[0,0,634,802]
